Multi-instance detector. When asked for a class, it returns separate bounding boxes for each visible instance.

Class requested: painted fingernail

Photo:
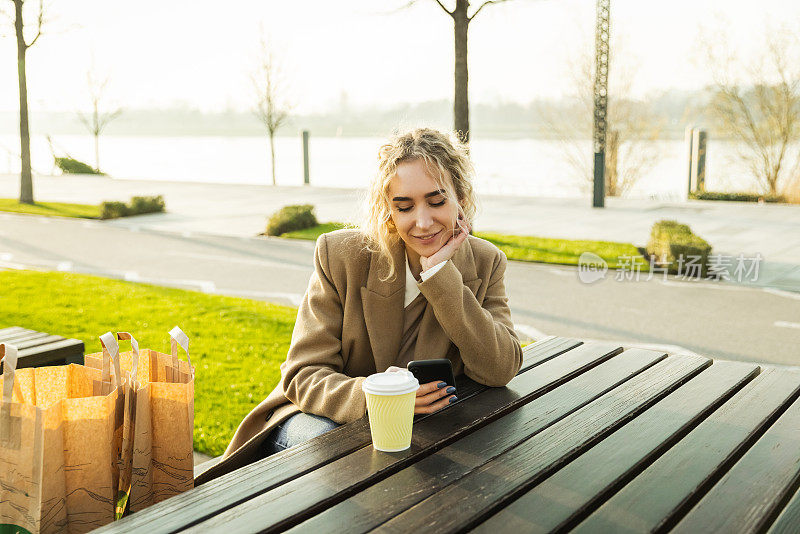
[449,396,458,404]
[446,386,456,394]
[437,382,447,389]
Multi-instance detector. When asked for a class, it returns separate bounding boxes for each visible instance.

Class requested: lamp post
[592,0,610,208]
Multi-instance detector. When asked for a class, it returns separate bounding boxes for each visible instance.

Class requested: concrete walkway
[3,173,800,291]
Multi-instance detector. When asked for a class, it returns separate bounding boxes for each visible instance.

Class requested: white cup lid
[362,370,420,396]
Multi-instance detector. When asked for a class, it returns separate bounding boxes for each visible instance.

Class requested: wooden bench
[0,326,84,369]
[92,337,800,533]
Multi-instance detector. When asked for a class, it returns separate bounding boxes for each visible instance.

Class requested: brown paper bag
[84,327,194,513]
[0,342,125,534]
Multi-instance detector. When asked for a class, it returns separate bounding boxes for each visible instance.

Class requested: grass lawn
[0,199,101,219]
[279,223,649,271]
[280,222,352,239]
[2,270,535,456]
[475,232,650,271]
[0,270,297,456]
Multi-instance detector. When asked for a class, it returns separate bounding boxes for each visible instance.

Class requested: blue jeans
[262,412,341,456]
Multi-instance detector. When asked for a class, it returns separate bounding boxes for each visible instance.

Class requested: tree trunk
[15,1,33,204]
[605,130,619,196]
[269,133,276,186]
[453,0,470,144]
[94,101,100,171]
[768,171,778,196]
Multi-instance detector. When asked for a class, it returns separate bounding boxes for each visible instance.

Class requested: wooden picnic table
[93,336,800,533]
[0,326,84,369]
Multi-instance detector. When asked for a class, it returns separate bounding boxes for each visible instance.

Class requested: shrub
[100,196,165,220]
[130,195,165,215]
[266,204,318,236]
[689,191,784,203]
[646,220,712,276]
[100,201,130,220]
[55,156,103,175]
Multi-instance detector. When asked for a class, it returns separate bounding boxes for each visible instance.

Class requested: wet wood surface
[92,337,800,534]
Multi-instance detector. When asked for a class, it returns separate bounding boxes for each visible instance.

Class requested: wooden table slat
[177,343,627,533]
[287,347,668,534]
[475,360,760,533]
[573,366,800,534]
[0,326,29,340]
[767,483,800,534]
[16,338,84,367]
[372,353,711,532]
[519,337,583,372]
[12,334,65,350]
[94,337,592,534]
[0,331,49,344]
[672,377,800,533]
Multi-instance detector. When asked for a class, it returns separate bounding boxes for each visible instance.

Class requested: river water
[0,134,791,199]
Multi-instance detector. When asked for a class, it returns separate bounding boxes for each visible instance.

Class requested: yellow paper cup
[362,371,420,452]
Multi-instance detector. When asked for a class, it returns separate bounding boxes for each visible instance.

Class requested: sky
[1,0,799,115]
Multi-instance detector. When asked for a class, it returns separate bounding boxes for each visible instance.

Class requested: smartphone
[407,359,456,389]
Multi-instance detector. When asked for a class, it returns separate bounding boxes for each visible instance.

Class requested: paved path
[4,173,799,291]
[3,173,800,261]
[1,212,798,367]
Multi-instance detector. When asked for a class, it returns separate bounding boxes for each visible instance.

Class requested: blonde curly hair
[359,127,478,282]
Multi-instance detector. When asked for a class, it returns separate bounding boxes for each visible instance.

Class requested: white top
[404,253,446,308]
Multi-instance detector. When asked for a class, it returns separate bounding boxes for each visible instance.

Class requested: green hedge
[100,195,165,220]
[689,191,785,203]
[646,220,712,276]
[130,195,165,214]
[100,201,129,219]
[55,156,103,175]
[266,204,318,236]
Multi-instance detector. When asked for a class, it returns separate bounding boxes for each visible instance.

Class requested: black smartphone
[407,359,456,389]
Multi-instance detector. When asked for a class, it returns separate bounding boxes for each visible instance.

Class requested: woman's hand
[384,367,457,414]
[419,217,471,273]
[414,380,457,414]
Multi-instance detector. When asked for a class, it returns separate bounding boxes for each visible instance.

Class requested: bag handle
[99,332,122,388]
[116,332,139,384]
[0,344,18,403]
[169,326,192,380]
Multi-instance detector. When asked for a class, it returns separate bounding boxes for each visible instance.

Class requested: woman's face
[388,158,460,261]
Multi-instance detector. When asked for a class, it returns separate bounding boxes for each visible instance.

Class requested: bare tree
[10,0,45,204]
[427,0,516,144]
[706,27,800,196]
[252,35,290,186]
[77,69,122,172]
[540,36,664,197]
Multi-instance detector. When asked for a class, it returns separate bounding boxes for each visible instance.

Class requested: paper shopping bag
[0,342,125,534]
[84,327,194,513]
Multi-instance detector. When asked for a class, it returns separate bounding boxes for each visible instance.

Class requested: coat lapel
[361,237,406,372]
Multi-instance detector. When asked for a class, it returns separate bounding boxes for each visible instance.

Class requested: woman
[196,128,522,484]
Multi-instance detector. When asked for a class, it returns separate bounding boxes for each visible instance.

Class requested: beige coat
[196,229,522,484]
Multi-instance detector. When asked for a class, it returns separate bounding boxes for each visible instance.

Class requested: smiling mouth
[413,230,441,241]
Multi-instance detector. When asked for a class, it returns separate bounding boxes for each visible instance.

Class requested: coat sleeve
[417,248,523,387]
[280,233,367,424]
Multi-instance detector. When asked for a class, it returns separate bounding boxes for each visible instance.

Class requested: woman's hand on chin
[419,218,471,272]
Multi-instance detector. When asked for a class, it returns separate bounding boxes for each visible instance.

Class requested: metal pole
[302,130,310,185]
[691,129,707,192]
[686,126,695,195]
[592,0,610,208]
